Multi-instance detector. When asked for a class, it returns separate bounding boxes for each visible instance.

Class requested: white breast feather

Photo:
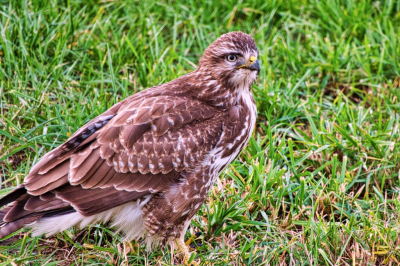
[205,84,257,188]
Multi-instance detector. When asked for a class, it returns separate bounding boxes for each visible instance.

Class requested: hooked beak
[237,56,260,75]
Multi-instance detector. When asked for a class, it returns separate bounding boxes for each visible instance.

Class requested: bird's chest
[205,92,257,186]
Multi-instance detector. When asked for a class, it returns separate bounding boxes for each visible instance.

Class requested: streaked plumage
[0,32,259,259]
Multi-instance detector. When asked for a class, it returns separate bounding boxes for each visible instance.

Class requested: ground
[0,0,400,265]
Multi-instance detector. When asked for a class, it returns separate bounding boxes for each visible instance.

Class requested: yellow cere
[249,56,256,64]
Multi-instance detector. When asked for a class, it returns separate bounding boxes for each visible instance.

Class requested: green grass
[1,0,400,265]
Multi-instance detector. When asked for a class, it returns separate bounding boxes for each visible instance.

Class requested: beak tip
[250,60,260,75]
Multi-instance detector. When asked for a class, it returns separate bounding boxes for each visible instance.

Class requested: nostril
[249,56,256,64]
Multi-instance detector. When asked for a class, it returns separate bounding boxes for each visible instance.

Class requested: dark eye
[226,54,237,62]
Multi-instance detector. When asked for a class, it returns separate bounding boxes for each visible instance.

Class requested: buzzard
[0,31,259,264]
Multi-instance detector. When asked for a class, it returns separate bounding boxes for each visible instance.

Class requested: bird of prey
[0,31,259,264]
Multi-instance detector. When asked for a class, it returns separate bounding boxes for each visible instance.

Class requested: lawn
[1,0,400,265]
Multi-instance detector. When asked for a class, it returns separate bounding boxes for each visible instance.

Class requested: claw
[186,232,204,249]
[175,238,198,265]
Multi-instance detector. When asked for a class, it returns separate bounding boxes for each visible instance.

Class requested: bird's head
[199,31,260,89]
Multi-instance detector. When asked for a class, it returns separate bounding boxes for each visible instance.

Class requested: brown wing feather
[20,94,222,218]
[4,194,70,222]
[53,182,170,216]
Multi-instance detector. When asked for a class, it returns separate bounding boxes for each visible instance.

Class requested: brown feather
[70,148,102,184]
[152,115,171,136]
[83,164,115,188]
[120,124,149,149]
[0,216,39,239]
[25,160,70,195]
[0,186,26,207]
[55,185,148,216]
[28,174,68,195]
[70,148,93,169]
[134,107,152,124]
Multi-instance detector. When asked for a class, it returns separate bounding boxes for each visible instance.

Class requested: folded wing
[3,94,223,223]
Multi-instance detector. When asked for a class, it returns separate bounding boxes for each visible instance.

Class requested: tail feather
[0,216,39,239]
[0,185,75,239]
[0,206,12,223]
[0,186,27,207]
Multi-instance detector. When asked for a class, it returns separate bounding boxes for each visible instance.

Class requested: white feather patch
[30,196,153,243]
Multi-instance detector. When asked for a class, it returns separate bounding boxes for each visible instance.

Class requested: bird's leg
[185,232,203,248]
[185,235,194,247]
[175,238,197,265]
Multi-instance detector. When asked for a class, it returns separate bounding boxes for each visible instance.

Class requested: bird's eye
[226,54,237,62]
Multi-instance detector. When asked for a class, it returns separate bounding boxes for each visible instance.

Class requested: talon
[175,238,198,265]
[189,242,203,249]
[186,231,204,249]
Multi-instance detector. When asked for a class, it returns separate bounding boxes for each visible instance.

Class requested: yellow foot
[175,238,198,266]
[185,232,203,249]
